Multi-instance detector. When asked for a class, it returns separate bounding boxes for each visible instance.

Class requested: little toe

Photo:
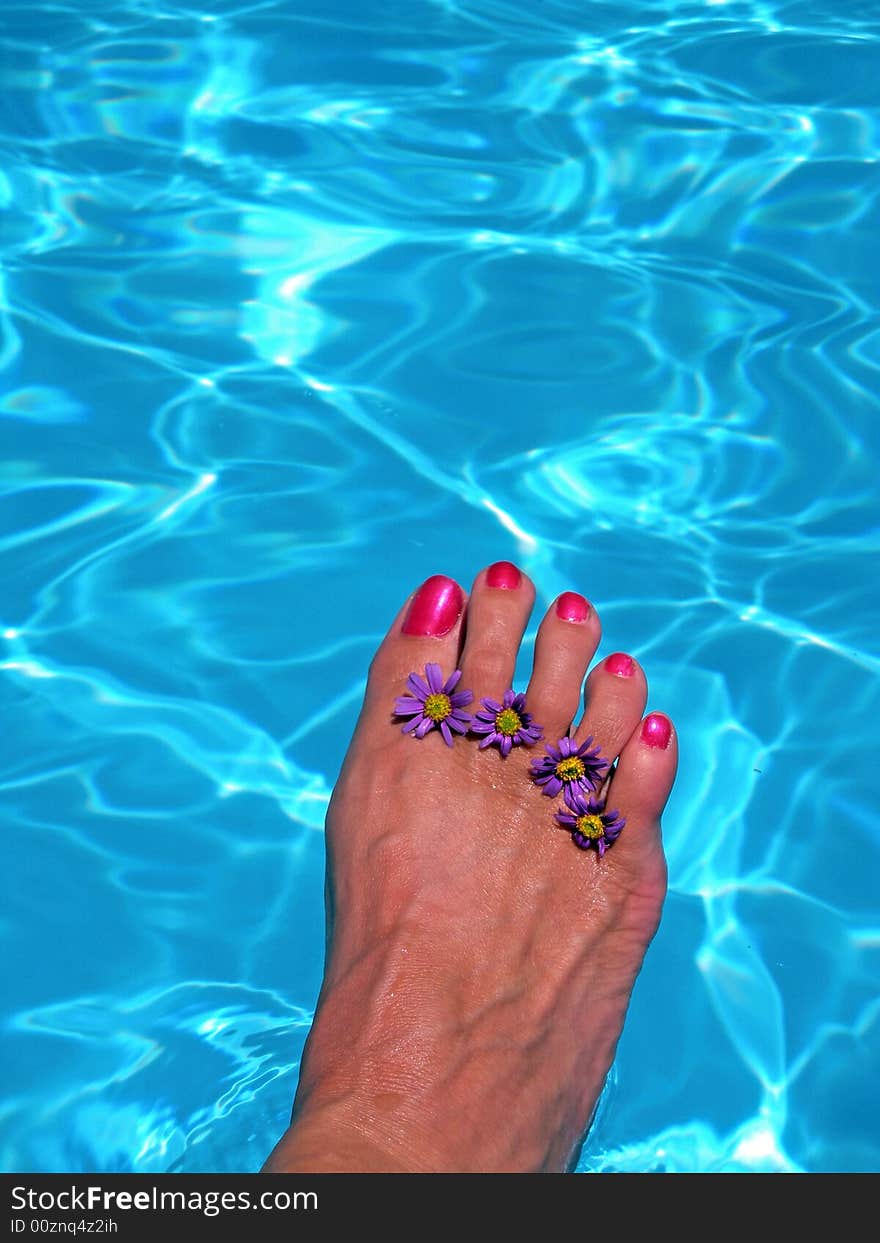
[457,561,536,704]
[572,652,648,771]
[525,592,602,741]
[601,712,677,890]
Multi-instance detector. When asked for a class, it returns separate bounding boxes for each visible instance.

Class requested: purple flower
[470,689,543,758]
[529,735,609,798]
[555,789,625,856]
[393,663,473,747]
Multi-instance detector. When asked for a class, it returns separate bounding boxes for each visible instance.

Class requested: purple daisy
[470,689,543,758]
[555,789,625,856]
[393,663,473,747]
[529,735,609,799]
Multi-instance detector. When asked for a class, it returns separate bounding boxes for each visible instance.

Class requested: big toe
[362,573,469,747]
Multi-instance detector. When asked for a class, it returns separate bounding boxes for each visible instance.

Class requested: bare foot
[265,563,677,1173]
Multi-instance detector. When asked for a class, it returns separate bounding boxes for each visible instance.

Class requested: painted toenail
[402,576,464,637]
[606,652,635,678]
[555,592,590,623]
[486,561,522,590]
[641,713,672,750]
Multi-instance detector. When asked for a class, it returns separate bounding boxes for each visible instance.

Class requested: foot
[265,564,677,1173]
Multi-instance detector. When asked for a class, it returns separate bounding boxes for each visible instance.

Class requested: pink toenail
[402,575,464,637]
[555,592,590,623]
[641,713,672,750]
[486,561,521,590]
[606,652,635,678]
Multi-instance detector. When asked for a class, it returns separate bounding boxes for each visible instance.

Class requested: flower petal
[425,663,443,693]
[401,715,424,734]
[500,736,513,758]
[440,720,453,747]
[563,787,584,812]
[443,668,463,694]
[394,696,424,715]
[407,673,430,698]
[415,717,434,738]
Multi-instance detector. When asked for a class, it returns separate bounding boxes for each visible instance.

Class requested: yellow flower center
[576,814,605,841]
[555,756,585,782]
[495,707,522,737]
[423,692,452,722]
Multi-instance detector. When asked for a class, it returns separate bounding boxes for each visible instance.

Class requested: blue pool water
[1,0,878,1173]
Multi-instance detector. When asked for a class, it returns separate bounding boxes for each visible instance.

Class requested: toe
[526,592,602,741]
[457,562,536,703]
[572,652,648,768]
[602,711,677,891]
[366,574,469,719]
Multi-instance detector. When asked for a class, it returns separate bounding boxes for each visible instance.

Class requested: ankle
[263,1096,434,1173]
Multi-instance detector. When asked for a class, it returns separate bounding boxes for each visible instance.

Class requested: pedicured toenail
[555,592,590,623]
[606,652,635,678]
[402,576,464,637]
[641,713,672,750]
[486,561,522,590]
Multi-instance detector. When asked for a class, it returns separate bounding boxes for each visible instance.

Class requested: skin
[264,565,677,1173]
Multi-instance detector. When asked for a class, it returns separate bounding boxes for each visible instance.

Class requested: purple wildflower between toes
[556,789,625,855]
[394,663,473,747]
[529,735,609,799]
[470,689,543,757]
